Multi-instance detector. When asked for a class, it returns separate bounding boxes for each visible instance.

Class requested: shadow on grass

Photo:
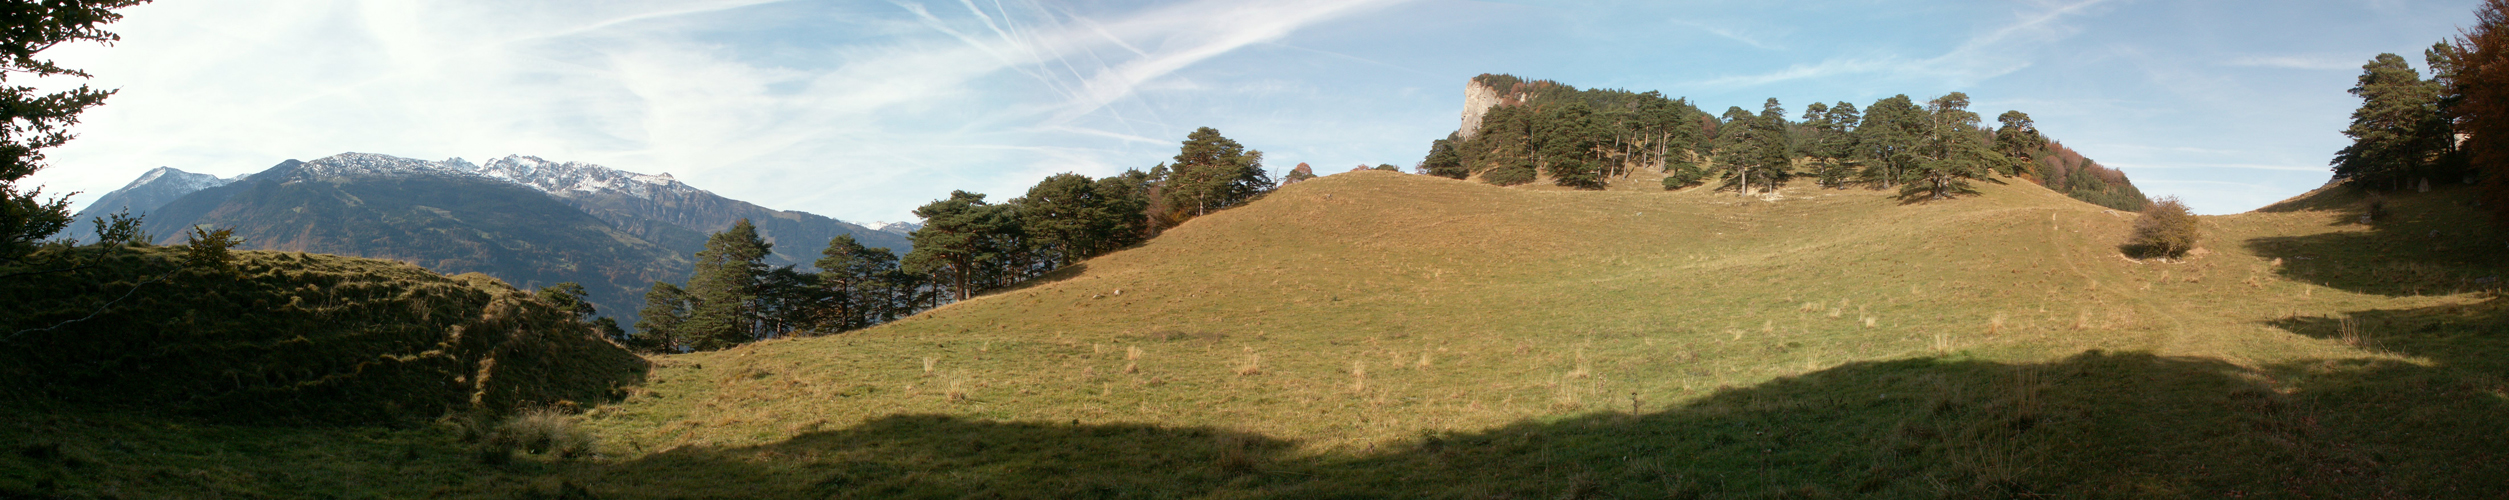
[542,350,2507,499]
[2243,186,2509,298]
[2267,296,2509,378]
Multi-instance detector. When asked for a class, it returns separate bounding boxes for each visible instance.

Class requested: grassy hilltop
[574,172,2506,497]
[12,171,2509,498]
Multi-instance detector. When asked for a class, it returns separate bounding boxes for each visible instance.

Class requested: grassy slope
[1,247,646,498]
[561,172,2507,497]
[15,172,2508,498]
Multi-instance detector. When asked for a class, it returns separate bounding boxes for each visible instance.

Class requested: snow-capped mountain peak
[475,154,689,198]
[284,153,692,200]
[864,221,922,236]
[287,152,480,180]
[121,166,235,194]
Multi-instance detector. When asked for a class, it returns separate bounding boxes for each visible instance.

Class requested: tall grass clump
[2125,196,2199,259]
[476,409,596,464]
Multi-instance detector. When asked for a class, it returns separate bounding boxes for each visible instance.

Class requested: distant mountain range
[62,167,237,242]
[69,153,913,323]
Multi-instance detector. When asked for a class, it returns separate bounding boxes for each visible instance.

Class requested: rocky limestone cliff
[1459,78,1503,140]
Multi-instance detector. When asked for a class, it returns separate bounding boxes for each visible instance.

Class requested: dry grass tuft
[1235,352,1263,377]
[1349,359,1368,392]
[477,409,595,463]
[1213,434,1261,475]
[2337,317,2374,350]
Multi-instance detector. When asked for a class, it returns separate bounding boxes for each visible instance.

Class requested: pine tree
[1994,110,2048,177]
[1749,98,1794,192]
[2332,53,2450,189]
[1470,104,1539,186]
[1904,92,2004,200]
[0,1,145,260]
[633,281,692,352]
[814,234,901,332]
[1094,169,1153,246]
[753,265,820,338]
[1856,95,1927,190]
[1020,173,1105,267]
[1163,127,1272,219]
[683,219,772,350]
[905,191,1015,302]
[1537,101,1607,189]
[1712,106,1764,195]
[1420,137,1468,179]
[1803,102,1861,187]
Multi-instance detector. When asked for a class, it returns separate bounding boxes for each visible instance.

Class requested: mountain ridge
[61,166,234,241]
[97,152,911,324]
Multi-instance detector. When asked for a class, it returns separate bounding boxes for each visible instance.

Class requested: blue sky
[25,0,2480,221]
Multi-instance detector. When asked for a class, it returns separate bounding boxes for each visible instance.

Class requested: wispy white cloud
[1666,17,1781,51]
[1688,0,2113,90]
[28,0,1414,222]
[1690,57,1902,89]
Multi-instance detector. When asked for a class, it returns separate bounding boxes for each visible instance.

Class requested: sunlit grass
[11,173,2506,497]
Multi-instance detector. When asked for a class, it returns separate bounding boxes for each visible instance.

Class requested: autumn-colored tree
[2444,1,2509,225]
[1283,163,1317,184]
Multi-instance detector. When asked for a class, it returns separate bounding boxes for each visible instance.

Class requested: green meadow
[10,172,2506,498]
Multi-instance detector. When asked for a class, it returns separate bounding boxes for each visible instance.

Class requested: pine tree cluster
[630,128,1273,352]
[1426,74,2137,205]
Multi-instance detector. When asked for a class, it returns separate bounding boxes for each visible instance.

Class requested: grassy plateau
[7,171,2507,498]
